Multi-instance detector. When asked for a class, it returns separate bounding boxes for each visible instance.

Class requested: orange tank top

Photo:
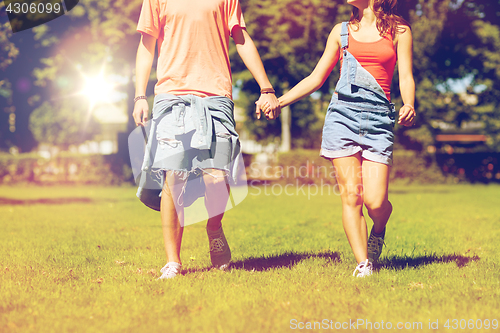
[340,30,397,101]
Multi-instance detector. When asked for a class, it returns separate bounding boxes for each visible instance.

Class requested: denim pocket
[156,103,187,146]
[387,110,396,128]
[172,104,186,133]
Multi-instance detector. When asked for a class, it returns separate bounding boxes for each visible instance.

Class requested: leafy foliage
[406,0,500,151]
[0,22,19,71]
[29,100,100,148]
[233,0,351,146]
[2,0,500,152]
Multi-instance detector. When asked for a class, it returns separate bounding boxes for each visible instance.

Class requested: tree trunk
[280,104,291,152]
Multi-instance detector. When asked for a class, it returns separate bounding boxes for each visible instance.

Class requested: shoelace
[159,263,181,278]
[209,237,225,253]
[166,266,179,275]
[352,259,373,277]
[367,235,385,253]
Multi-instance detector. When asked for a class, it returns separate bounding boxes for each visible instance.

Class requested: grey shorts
[151,102,232,174]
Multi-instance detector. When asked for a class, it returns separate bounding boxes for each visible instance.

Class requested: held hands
[133,99,149,126]
[398,104,416,127]
[134,93,281,124]
[255,93,281,120]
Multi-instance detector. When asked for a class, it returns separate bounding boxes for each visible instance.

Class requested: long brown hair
[350,0,410,38]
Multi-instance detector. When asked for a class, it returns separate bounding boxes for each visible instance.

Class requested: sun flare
[81,74,115,108]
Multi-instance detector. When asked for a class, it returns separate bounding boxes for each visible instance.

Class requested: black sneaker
[367,227,386,262]
[207,226,231,270]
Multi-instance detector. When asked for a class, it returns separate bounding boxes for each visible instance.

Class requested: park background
[1,0,500,332]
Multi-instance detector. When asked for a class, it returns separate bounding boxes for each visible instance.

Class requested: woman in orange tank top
[266,0,416,277]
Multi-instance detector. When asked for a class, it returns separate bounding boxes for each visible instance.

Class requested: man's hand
[133,99,149,126]
[255,93,281,120]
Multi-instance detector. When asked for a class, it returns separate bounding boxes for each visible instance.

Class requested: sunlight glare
[82,74,115,107]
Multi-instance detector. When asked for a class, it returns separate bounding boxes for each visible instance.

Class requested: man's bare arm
[133,33,156,126]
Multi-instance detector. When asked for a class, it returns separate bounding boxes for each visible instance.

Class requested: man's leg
[160,171,185,264]
[203,168,231,269]
[203,169,230,231]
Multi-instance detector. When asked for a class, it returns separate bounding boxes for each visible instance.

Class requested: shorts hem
[148,166,230,180]
[320,147,362,160]
[361,151,392,166]
[320,147,392,166]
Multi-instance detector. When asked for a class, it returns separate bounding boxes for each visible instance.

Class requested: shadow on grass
[380,253,480,270]
[0,196,136,205]
[389,189,452,195]
[0,197,94,205]
[183,251,341,274]
[231,251,341,272]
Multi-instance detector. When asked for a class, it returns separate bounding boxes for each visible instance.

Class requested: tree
[233,0,454,150]
[31,0,144,130]
[1,0,144,152]
[5,0,500,154]
[396,0,455,150]
[29,99,100,149]
[0,22,19,71]
[0,21,20,150]
[231,0,351,148]
[466,18,500,150]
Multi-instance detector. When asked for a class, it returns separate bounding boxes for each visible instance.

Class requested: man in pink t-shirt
[133,0,279,279]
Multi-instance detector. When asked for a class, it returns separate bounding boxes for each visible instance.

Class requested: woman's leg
[361,160,392,233]
[160,171,185,264]
[203,169,230,231]
[332,153,368,263]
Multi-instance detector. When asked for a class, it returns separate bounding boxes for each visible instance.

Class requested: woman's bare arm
[278,23,342,108]
[396,26,416,126]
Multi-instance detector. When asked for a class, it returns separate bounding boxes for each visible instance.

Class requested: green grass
[1,184,500,332]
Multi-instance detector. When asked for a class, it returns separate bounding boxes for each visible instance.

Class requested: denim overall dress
[320,22,396,165]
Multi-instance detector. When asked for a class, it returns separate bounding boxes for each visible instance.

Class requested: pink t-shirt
[137,0,246,99]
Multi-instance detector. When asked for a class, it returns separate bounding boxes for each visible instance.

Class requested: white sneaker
[158,262,182,280]
[352,259,373,277]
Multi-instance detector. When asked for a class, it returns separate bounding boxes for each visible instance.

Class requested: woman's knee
[340,185,364,208]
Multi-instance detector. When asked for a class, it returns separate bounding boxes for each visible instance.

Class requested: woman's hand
[255,94,281,120]
[398,104,416,127]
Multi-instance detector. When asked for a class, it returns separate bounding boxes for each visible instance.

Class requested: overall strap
[340,22,349,50]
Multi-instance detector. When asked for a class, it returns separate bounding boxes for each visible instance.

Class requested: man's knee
[365,199,392,216]
[203,170,227,187]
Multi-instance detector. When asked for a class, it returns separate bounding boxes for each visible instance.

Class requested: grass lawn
[1,184,499,332]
